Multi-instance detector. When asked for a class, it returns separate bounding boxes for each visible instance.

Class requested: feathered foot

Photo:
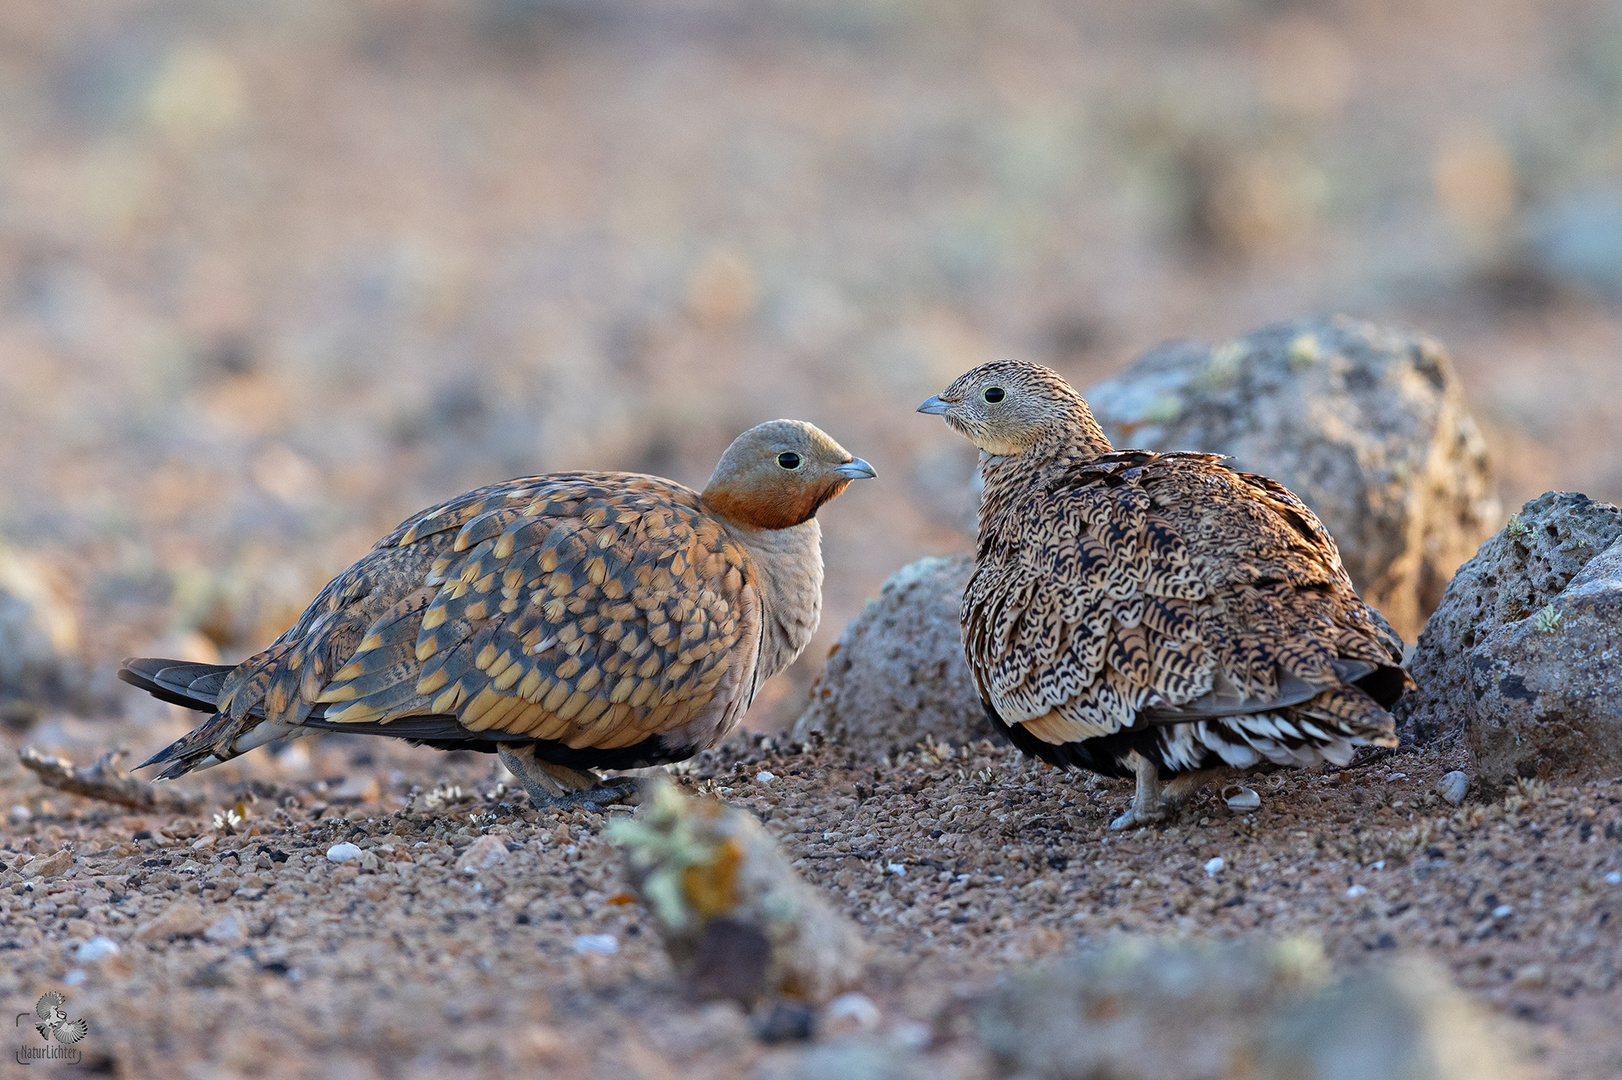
[1109,753,1169,830]
[1108,755,1220,830]
[497,744,640,813]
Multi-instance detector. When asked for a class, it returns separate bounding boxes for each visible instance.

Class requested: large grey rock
[1466,541,1622,786]
[977,939,1535,1080]
[1086,315,1499,641]
[791,556,986,755]
[1394,492,1622,754]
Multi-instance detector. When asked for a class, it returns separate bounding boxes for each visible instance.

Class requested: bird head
[701,419,876,531]
[918,359,1111,457]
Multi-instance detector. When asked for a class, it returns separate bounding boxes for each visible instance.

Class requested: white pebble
[1224,787,1261,811]
[886,863,907,876]
[892,1020,932,1049]
[63,969,86,987]
[1606,871,1621,885]
[573,934,619,955]
[1346,884,1367,898]
[205,915,244,944]
[755,771,775,783]
[9,804,31,822]
[825,992,882,1030]
[1369,860,1386,871]
[1203,857,1225,876]
[1438,771,1469,806]
[325,842,364,863]
[1493,904,1514,919]
[75,937,120,962]
[1387,773,1407,781]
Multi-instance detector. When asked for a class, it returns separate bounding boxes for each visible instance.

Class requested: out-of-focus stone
[0,545,80,726]
[134,900,208,944]
[457,834,509,874]
[1394,492,1622,755]
[977,939,1536,1080]
[610,779,868,1007]
[1525,190,1622,300]
[791,556,985,755]
[1085,315,1498,641]
[20,847,74,879]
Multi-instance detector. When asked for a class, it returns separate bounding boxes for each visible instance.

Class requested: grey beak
[834,458,877,480]
[916,395,952,416]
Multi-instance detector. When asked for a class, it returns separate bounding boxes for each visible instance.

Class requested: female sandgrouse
[122,421,875,811]
[920,360,1410,828]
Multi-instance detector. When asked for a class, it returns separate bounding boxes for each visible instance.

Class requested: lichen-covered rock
[1085,315,1499,641]
[1464,535,1622,786]
[977,939,1536,1080]
[0,545,80,726]
[790,556,986,755]
[610,779,868,1007]
[1394,492,1622,749]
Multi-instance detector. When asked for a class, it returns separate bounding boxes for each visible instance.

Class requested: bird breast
[729,517,824,683]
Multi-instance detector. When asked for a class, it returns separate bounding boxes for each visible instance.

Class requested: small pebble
[1224,787,1261,811]
[755,771,776,783]
[205,914,245,944]
[1492,904,1515,919]
[573,934,619,955]
[326,843,364,863]
[1606,871,1621,885]
[1369,860,1385,871]
[1387,773,1407,781]
[886,863,907,876]
[75,937,120,962]
[1346,884,1367,898]
[1438,771,1469,806]
[1511,963,1548,990]
[63,969,86,987]
[457,835,509,874]
[891,1021,932,1049]
[1203,857,1225,876]
[9,804,31,822]
[824,992,881,1031]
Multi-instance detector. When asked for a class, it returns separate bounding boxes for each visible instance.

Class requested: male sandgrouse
[920,360,1410,828]
[122,421,874,811]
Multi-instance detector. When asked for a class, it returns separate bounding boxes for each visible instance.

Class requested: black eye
[777,452,802,470]
[983,386,1005,403]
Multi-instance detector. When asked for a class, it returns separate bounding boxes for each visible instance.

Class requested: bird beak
[834,458,877,480]
[916,394,952,416]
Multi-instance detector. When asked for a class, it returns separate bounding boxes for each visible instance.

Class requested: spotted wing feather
[140,474,762,775]
[967,451,1408,756]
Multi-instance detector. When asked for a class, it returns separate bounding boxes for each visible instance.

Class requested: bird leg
[497,744,640,813]
[1109,752,1172,830]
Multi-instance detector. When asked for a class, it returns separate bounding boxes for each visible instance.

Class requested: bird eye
[777,452,802,470]
[983,386,1005,403]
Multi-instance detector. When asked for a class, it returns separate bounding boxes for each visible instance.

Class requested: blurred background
[2,0,1620,731]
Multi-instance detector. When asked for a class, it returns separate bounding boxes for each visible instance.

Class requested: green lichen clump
[1534,604,1563,634]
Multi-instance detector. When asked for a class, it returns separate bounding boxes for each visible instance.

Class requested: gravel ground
[4,722,1620,1078]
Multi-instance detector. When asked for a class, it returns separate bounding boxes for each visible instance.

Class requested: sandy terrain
[3,721,1620,1078]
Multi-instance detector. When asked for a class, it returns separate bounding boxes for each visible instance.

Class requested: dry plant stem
[18,745,202,812]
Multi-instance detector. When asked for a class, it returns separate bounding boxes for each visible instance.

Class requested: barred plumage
[122,420,874,811]
[921,360,1411,828]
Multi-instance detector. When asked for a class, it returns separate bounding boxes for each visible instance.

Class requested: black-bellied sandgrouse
[122,421,874,811]
[919,360,1410,828]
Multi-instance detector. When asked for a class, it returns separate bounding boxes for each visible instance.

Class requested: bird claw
[525,776,642,815]
[1107,802,1169,830]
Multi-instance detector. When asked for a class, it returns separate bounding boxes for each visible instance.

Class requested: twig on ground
[18,746,203,813]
